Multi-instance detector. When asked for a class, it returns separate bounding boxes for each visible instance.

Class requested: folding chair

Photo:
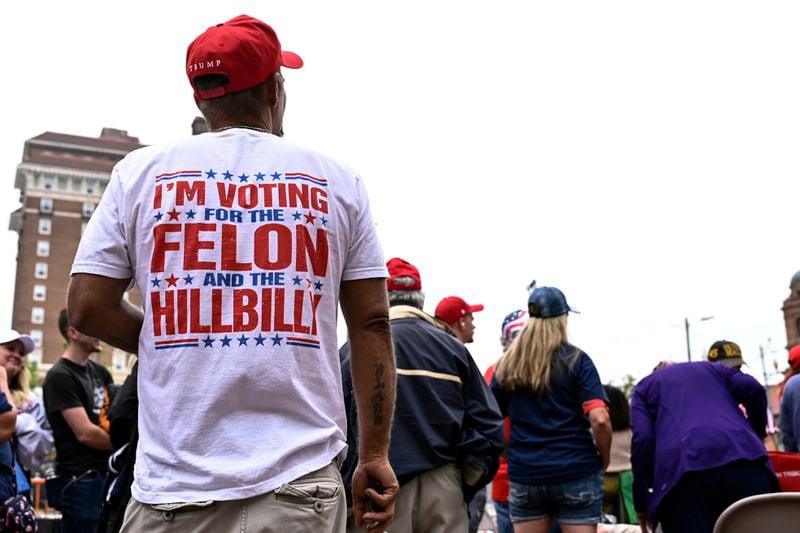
[713,492,800,533]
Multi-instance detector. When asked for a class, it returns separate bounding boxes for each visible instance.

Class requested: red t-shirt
[484,364,511,503]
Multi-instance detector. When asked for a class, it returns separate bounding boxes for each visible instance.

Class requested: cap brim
[19,335,35,355]
[717,357,745,368]
[0,333,35,355]
[469,304,484,313]
[281,51,303,69]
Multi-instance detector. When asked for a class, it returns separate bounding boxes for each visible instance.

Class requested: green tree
[616,374,637,399]
[27,360,39,389]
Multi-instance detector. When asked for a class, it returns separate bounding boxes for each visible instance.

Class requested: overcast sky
[1,1,798,388]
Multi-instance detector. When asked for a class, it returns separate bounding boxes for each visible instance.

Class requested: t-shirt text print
[149,169,328,352]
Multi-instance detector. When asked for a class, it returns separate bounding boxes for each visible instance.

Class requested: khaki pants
[121,462,346,533]
[347,463,467,533]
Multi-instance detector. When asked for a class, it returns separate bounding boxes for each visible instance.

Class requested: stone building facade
[784,271,800,350]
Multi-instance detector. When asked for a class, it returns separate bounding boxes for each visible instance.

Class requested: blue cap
[528,287,578,318]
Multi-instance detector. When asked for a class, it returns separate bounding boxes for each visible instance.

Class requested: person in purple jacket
[631,360,779,533]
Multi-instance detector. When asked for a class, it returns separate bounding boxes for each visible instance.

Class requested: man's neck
[62,346,91,366]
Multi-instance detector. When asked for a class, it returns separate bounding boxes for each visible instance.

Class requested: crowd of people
[0,12,798,533]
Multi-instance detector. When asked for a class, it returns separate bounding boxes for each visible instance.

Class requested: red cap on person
[435,296,484,325]
[186,14,303,100]
[386,258,422,291]
[789,345,800,371]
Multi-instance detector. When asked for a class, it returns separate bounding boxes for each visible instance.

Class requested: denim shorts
[509,470,603,525]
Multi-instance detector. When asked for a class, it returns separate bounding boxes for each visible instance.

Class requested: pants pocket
[274,478,341,506]
[148,500,215,512]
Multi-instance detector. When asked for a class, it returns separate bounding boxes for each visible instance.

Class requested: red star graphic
[304,211,317,224]
[167,208,181,221]
[165,274,179,287]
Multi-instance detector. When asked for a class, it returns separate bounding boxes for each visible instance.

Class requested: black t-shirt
[43,358,114,476]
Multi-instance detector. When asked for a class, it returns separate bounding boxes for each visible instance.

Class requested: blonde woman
[0,331,53,480]
[491,287,611,533]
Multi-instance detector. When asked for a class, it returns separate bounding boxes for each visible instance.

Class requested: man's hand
[637,512,651,533]
[351,457,399,533]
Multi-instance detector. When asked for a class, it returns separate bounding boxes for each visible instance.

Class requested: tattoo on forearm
[371,363,386,426]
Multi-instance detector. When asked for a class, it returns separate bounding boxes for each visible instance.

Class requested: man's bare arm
[340,277,398,532]
[61,407,112,451]
[68,274,143,354]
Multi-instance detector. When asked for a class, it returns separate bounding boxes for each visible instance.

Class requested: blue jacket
[0,393,15,500]
[339,305,504,504]
[780,374,800,452]
[631,362,771,520]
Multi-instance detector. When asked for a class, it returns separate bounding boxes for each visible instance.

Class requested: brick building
[784,270,800,350]
[8,128,145,374]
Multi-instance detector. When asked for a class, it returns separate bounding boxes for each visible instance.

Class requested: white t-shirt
[72,129,387,503]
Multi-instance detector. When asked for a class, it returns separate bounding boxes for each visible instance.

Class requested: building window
[82,202,95,218]
[36,240,49,257]
[40,197,53,214]
[33,284,46,301]
[31,307,44,325]
[38,218,51,235]
[29,330,43,347]
[34,262,48,279]
[43,177,54,190]
[86,181,96,194]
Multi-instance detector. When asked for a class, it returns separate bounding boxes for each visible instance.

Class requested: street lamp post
[685,316,715,362]
[685,318,691,362]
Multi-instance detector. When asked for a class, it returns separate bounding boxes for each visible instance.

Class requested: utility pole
[760,344,780,450]
[685,317,691,362]
[684,316,714,362]
[760,345,769,385]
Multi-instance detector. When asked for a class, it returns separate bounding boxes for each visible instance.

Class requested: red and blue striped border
[286,337,321,349]
[285,172,328,187]
[155,170,203,182]
[154,338,200,350]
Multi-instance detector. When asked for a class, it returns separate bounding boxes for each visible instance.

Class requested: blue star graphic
[205,169,217,179]
[202,335,214,347]
[238,173,249,182]
[320,217,328,226]
[183,274,194,285]
[255,172,266,181]
[271,172,282,181]
[185,209,196,220]
[223,170,233,181]
[254,334,266,346]
[292,211,302,221]
[271,334,283,346]
[220,335,232,347]
[237,335,249,346]
[314,280,324,291]
[150,277,161,288]
[292,276,302,286]
[154,212,164,221]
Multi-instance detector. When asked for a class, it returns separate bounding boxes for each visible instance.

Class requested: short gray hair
[388,289,425,310]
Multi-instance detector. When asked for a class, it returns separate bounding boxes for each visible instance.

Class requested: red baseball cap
[789,345,800,371]
[186,14,303,100]
[386,258,422,291]
[435,296,484,325]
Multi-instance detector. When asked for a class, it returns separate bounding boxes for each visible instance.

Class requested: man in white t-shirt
[67,14,398,533]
